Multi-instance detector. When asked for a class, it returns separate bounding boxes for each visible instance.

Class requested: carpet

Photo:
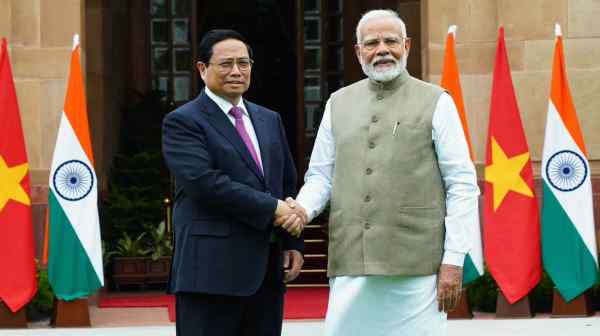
[283,287,329,319]
[98,287,329,322]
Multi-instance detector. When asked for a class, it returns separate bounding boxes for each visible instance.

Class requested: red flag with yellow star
[483,27,541,304]
[0,38,37,312]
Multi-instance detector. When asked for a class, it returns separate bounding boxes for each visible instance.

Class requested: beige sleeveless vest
[328,69,446,276]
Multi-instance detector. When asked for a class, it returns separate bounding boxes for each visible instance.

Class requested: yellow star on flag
[0,155,30,211]
[485,137,533,211]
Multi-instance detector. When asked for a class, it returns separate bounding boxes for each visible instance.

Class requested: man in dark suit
[162,29,307,336]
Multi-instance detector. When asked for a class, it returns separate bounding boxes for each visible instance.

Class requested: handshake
[274,197,308,237]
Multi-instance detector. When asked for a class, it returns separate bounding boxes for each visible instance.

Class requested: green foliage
[26,267,54,321]
[102,240,117,267]
[146,220,173,261]
[530,271,554,313]
[102,152,168,240]
[466,270,498,312]
[591,273,600,310]
[467,269,557,313]
[113,232,151,258]
[100,91,172,254]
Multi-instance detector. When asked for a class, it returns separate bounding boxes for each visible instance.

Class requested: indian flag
[48,35,103,300]
[440,25,484,284]
[541,24,598,302]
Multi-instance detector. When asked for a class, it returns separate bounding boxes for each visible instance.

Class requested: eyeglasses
[205,58,254,73]
[360,37,408,51]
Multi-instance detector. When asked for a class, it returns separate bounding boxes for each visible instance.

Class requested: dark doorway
[196,1,298,157]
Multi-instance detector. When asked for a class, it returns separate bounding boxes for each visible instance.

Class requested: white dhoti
[324,275,446,336]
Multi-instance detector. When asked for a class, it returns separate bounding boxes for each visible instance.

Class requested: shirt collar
[204,87,248,117]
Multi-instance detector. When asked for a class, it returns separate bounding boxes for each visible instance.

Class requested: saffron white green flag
[541,24,598,302]
[48,35,103,300]
[440,26,484,284]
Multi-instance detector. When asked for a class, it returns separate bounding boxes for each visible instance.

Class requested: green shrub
[100,91,171,252]
[26,268,54,321]
[467,269,557,313]
[466,270,498,312]
[146,220,173,261]
[113,232,151,258]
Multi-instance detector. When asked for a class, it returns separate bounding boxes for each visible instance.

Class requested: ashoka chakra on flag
[545,150,587,192]
[52,159,94,201]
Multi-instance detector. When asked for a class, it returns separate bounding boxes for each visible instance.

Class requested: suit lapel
[201,92,265,183]
[246,101,270,181]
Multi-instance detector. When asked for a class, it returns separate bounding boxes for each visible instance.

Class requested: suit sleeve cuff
[442,251,465,267]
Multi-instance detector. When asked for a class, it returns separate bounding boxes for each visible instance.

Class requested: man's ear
[196,62,207,81]
[404,38,412,56]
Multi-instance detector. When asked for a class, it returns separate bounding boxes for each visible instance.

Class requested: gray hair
[355,9,407,43]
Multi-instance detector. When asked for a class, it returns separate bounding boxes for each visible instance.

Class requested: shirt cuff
[442,251,466,267]
[295,199,317,222]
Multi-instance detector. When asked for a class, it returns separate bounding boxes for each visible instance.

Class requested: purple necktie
[229,106,263,174]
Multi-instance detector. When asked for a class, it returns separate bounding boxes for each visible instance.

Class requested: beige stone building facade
[425,0,600,169]
[422,0,600,251]
[1,0,599,255]
[1,0,128,251]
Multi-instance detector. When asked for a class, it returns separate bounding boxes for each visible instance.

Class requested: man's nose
[229,62,243,76]
[374,43,390,56]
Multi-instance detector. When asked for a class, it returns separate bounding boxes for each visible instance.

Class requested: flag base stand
[448,289,473,319]
[0,300,27,328]
[496,292,533,318]
[551,289,593,318]
[51,298,90,327]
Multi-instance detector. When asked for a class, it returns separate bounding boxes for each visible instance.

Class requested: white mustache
[371,56,398,66]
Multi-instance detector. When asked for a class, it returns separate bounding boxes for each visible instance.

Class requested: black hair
[197,29,254,63]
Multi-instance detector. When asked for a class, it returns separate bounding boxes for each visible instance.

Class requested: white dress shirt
[296,92,480,267]
[204,87,263,168]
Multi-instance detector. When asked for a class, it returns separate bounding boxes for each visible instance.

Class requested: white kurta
[325,275,445,336]
[296,91,480,335]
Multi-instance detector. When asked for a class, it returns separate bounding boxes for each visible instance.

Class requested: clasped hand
[274,197,308,237]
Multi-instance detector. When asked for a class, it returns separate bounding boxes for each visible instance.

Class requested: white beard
[360,53,407,82]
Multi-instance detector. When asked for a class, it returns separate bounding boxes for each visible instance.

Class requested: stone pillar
[85,0,129,192]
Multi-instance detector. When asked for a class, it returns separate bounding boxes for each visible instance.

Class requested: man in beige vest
[280,9,479,336]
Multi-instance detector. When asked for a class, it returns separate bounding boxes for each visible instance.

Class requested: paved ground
[2,310,600,336]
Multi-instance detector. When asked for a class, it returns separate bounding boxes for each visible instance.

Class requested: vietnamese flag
[483,27,541,304]
[0,38,37,312]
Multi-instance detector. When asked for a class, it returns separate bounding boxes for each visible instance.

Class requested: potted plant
[145,221,173,285]
[111,232,151,289]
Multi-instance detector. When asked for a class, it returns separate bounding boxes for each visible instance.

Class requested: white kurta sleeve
[296,100,335,221]
[432,93,480,267]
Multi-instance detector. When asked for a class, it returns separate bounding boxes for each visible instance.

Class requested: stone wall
[0,0,83,192]
[1,0,84,253]
[421,0,600,244]
[423,0,600,166]
[0,0,128,191]
[1,0,127,256]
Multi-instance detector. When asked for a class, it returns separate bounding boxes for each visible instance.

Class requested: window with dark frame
[300,0,345,168]
[150,0,193,105]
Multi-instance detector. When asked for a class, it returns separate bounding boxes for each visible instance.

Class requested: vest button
[368,141,376,149]
[364,195,371,202]
[366,168,373,175]
[371,116,378,123]
[364,222,371,230]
